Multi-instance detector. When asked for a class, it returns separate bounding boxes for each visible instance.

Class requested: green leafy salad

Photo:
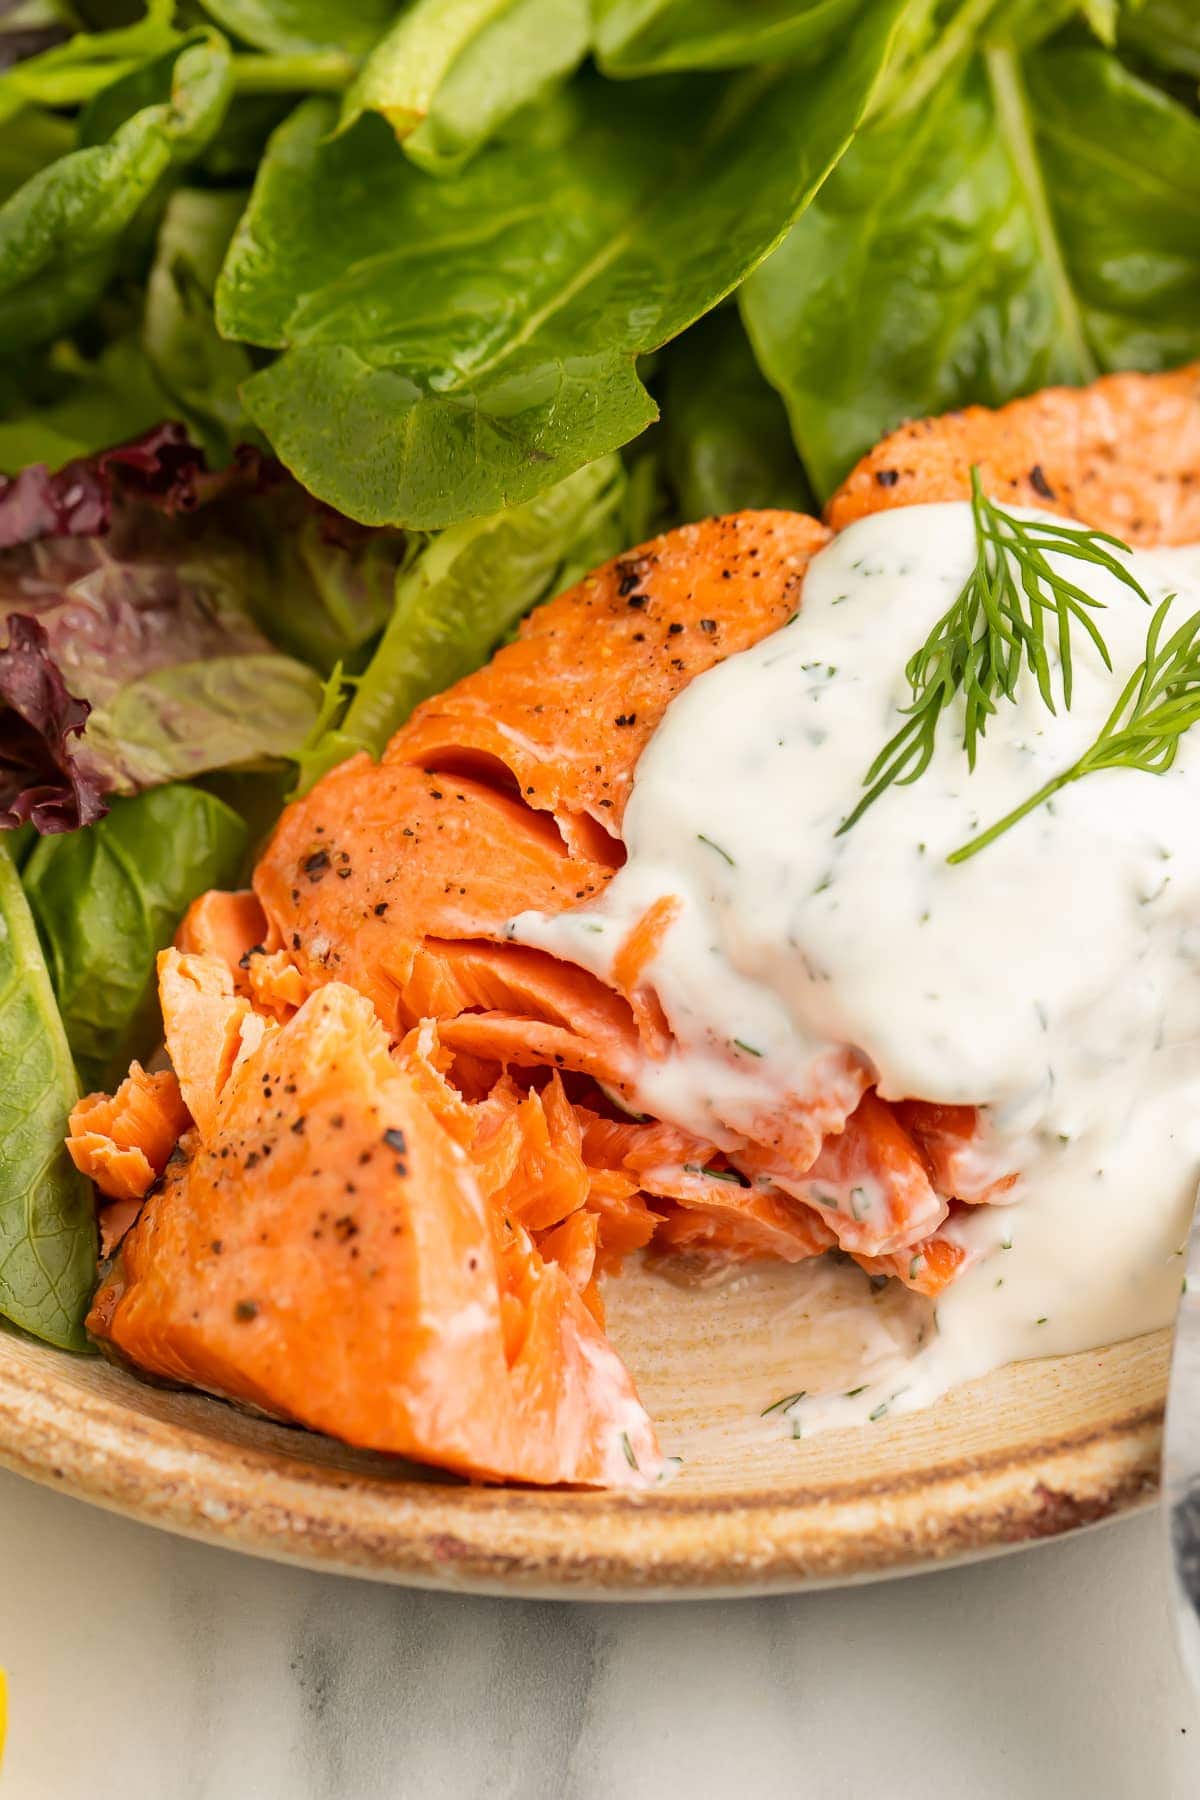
[0,0,1195,1351]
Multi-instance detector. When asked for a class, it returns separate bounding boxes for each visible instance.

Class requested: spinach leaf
[0,0,180,128]
[593,0,868,75]
[0,336,172,474]
[296,455,626,788]
[24,783,246,1090]
[248,504,406,676]
[196,0,393,57]
[659,310,815,520]
[742,44,1200,496]
[216,0,917,528]
[0,108,74,206]
[1020,48,1200,366]
[343,0,590,175]
[0,31,232,352]
[1120,0,1200,76]
[0,839,95,1350]
[143,187,256,464]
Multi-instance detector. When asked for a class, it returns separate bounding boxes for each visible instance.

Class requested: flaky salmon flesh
[69,363,1200,1486]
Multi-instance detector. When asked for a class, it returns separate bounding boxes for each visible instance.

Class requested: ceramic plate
[0,1258,1165,1599]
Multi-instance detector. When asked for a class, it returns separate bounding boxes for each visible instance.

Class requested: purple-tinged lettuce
[0,424,406,829]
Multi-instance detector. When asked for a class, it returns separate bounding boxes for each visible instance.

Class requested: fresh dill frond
[837,468,1151,837]
[951,592,1199,862]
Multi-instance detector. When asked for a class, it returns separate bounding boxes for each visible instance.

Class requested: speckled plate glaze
[0,1258,1166,1598]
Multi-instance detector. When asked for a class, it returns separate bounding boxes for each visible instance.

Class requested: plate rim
[0,1328,1166,1599]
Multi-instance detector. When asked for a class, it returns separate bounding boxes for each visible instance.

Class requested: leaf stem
[984,44,1097,384]
[230,52,358,95]
[947,771,1066,863]
[873,0,999,125]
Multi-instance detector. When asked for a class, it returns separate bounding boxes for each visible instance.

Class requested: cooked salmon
[827,363,1200,543]
[75,366,1200,1485]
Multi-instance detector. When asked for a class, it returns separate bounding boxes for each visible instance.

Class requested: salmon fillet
[78,364,1200,1484]
[828,363,1200,543]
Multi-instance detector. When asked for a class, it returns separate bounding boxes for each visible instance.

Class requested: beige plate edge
[0,1318,1167,1602]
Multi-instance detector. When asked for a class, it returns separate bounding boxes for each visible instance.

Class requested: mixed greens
[0,0,1196,1349]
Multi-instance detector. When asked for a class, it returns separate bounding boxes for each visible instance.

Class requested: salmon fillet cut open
[72,363,1200,1485]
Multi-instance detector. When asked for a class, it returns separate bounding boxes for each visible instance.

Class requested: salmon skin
[74,365,1200,1485]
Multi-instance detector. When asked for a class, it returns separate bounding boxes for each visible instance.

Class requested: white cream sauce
[513,505,1200,1433]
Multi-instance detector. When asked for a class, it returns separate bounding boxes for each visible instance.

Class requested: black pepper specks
[1029,463,1055,500]
[234,1299,259,1322]
[875,469,899,488]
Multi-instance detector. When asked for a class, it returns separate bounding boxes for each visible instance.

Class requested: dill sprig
[950,593,1196,862]
[837,469,1152,837]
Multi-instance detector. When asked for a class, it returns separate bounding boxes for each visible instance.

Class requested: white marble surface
[1,1469,1197,1799]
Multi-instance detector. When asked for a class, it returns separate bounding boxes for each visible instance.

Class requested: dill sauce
[513,504,1200,1431]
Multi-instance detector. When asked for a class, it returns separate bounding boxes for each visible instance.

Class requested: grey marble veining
[1,1466,1197,1800]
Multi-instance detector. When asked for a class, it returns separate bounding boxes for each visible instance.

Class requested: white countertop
[2,1467,1197,1799]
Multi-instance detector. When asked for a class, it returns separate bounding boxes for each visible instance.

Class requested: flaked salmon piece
[389,510,830,837]
[611,895,680,1056]
[176,889,268,984]
[578,1111,718,1176]
[157,950,269,1143]
[254,758,616,1032]
[68,1063,190,1204]
[439,1012,641,1104]
[392,1032,650,1268]
[647,1174,833,1264]
[476,1074,590,1233]
[583,1171,659,1269]
[764,1090,949,1259]
[828,363,1200,543]
[176,892,308,1027]
[575,1110,832,1265]
[714,1047,872,1182]
[244,949,307,1020]
[895,1100,1020,1205]
[651,1190,834,1264]
[398,940,638,1059]
[536,1209,599,1295]
[855,1222,973,1298]
[88,982,661,1488]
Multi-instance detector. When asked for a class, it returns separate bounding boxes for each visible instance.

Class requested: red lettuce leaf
[0,422,258,548]
[0,614,107,832]
[0,424,402,831]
